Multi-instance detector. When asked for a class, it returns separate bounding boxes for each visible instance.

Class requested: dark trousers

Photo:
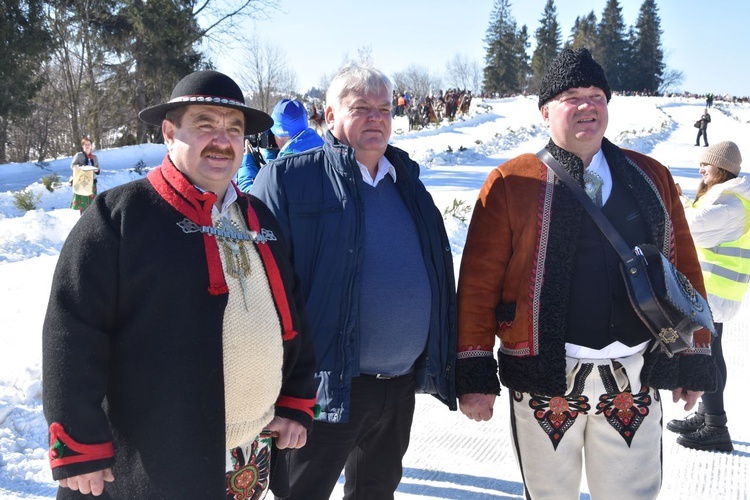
[696,128,708,146]
[276,372,416,500]
[702,322,726,414]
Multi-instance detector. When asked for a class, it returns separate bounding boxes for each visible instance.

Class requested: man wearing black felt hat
[456,49,716,498]
[42,70,317,499]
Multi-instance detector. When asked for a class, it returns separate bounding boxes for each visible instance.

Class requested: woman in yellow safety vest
[668,141,749,453]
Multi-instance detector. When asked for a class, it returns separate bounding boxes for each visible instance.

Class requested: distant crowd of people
[392,88,473,130]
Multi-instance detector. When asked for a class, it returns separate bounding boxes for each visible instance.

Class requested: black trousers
[276,372,416,500]
[696,128,708,146]
[702,322,727,414]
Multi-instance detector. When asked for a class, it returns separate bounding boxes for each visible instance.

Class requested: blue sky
[210,0,749,97]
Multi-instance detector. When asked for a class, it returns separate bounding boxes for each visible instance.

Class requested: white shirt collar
[216,184,238,216]
[358,156,397,187]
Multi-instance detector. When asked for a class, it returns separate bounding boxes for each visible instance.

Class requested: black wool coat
[43,156,316,499]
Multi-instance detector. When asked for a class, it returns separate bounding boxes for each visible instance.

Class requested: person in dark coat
[696,108,711,147]
[252,63,457,500]
[42,70,317,499]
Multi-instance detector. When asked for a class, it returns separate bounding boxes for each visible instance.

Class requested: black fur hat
[139,70,273,135]
[537,48,611,109]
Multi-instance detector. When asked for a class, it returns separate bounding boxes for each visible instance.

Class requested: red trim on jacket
[147,156,227,295]
[242,189,298,341]
[48,422,114,468]
[276,395,317,418]
[147,155,298,341]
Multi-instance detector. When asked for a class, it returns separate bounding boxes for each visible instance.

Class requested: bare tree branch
[392,65,441,99]
[236,36,299,114]
[445,53,482,91]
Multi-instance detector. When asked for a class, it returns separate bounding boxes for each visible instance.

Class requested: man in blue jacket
[237,98,323,191]
[253,64,457,500]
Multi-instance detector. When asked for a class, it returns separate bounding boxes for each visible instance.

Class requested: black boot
[676,413,733,452]
[666,403,705,434]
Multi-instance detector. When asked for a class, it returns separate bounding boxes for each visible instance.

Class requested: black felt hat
[138,70,273,135]
[537,48,611,109]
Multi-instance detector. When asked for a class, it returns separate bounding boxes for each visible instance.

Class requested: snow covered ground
[1,95,748,499]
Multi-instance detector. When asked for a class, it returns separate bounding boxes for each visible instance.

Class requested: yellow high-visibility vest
[696,194,750,319]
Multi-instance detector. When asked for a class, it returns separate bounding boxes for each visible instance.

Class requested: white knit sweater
[215,204,284,449]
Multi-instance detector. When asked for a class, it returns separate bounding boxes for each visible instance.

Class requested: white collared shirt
[214,184,238,216]
[358,156,397,187]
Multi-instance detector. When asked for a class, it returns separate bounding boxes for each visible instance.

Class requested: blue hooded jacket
[237,128,324,192]
[279,127,324,156]
[252,131,457,423]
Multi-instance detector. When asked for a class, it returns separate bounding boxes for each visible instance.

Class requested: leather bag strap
[536,149,638,267]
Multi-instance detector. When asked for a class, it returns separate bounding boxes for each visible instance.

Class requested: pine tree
[631,0,664,93]
[0,0,51,163]
[102,0,205,143]
[621,26,639,92]
[517,25,532,93]
[483,0,522,95]
[1,0,273,161]
[566,12,598,52]
[531,0,561,93]
[595,0,629,91]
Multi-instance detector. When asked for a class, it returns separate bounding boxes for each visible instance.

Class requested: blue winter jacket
[253,131,457,423]
[237,128,323,192]
[279,127,324,156]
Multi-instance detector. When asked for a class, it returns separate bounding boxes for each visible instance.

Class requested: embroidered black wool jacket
[42,156,316,498]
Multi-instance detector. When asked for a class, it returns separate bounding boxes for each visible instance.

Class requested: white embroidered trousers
[509,352,662,500]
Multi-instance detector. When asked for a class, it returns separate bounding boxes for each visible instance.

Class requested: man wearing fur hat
[42,70,317,499]
[457,48,716,498]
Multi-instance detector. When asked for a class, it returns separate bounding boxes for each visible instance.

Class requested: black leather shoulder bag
[537,149,716,357]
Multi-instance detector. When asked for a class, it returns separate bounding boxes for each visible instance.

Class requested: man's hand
[459,393,497,422]
[672,388,703,411]
[266,416,307,449]
[59,468,114,496]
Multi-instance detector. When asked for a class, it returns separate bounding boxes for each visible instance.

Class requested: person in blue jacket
[252,64,457,500]
[237,99,323,192]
